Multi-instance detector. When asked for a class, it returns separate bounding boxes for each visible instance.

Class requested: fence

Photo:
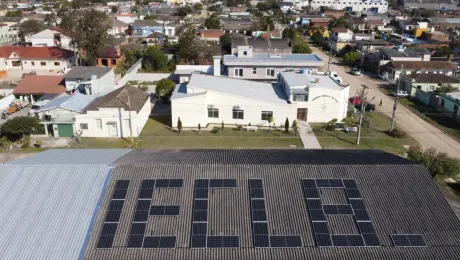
[117,58,176,87]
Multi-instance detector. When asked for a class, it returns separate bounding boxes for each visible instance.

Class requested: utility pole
[390,64,403,132]
[128,94,134,145]
[356,84,368,145]
[327,35,332,72]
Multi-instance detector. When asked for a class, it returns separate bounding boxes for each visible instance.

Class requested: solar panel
[331,235,365,247]
[115,180,130,189]
[250,188,264,199]
[138,188,154,199]
[304,188,320,199]
[285,236,302,247]
[127,234,144,248]
[141,179,155,189]
[391,234,426,247]
[249,179,263,189]
[130,223,146,235]
[193,210,207,222]
[109,200,124,211]
[357,222,376,234]
[209,179,222,188]
[349,199,366,210]
[195,188,209,199]
[345,188,362,199]
[222,236,240,247]
[329,179,344,188]
[302,179,316,189]
[354,209,370,221]
[309,209,326,221]
[136,200,151,211]
[101,223,118,235]
[143,236,161,248]
[195,179,209,189]
[307,199,323,210]
[363,234,380,246]
[315,234,332,247]
[312,222,329,234]
[223,179,237,188]
[154,179,169,188]
[253,222,268,234]
[253,235,270,247]
[316,179,330,188]
[133,210,149,222]
[168,179,183,188]
[251,199,265,210]
[343,179,358,189]
[97,235,115,248]
[150,206,165,216]
[269,236,286,247]
[159,236,176,248]
[192,223,207,234]
[112,189,128,200]
[347,235,365,247]
[331,235,348,247]
[105,210,122,222]
[323,205,339,215]
[252,210,267,222]
[191,235,206,248]
[164,206,180,216]
[143,236,176,248]
[337,205,353,214]
[193,199,208,210]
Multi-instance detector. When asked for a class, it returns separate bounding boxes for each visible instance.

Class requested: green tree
[0,116,41,141]
[155,78,176,100]
[282,27,299,42]
[43,5,52,11]
[177,117,182,133]
[177,20,199,64]
[407,146,460,177]
[5,10,22,17]
[208,5,221,11]
[205,17,221,29]
[111,6,118,13]
[343,52,361,67]
[193,3,203,11]
[73,9,111,65]
[293,40,312,54]
[177,6,192,17]
[256,2,271,11]
[19,20,45,41]
[284,118,289,133]
[44,13,57,27]
[220,33,231,54]
[434,47,453,57]
[144,14,156,20]
[329,17,347,29]
[142,46,168,71]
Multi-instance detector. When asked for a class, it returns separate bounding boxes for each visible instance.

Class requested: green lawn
[311,111,417,155]
[73,116,303,149]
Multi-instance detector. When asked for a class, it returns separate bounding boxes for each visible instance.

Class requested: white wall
[301,86,349,122]
[65,69,116,95]
[75,99,151,137]
[310,0,388,13]
[0,58,72,71]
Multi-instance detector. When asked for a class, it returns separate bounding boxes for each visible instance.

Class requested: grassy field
[73,116,303,149]
[311,111,417,155]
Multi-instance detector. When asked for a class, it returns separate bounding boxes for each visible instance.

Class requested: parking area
[0,106,30,125]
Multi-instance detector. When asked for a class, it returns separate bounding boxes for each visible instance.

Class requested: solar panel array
[301,178,379,247]
[249,179,303,248]
[127,179,183,248]
[391,234,426,247]
[191,179,240,248]
[97,180,130,248]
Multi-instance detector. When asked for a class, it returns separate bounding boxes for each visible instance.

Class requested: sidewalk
[298,122,322,149]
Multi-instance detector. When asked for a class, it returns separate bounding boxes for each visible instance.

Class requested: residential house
[231,37,292,55]
[0,23,17,45]
[400,73,460,96]
[330,28,353,53]
[309,18,330,28]
[223,23,252,34]
[115,13,137,24]
[0,46,75,72]
[357,39,392,53]
[171,71,348,127]
[36,93,96,137]
[64,67,115,95]
[253,31,282,39]
[13,75,65,104]
[145,32,164,46]
[311,0,389,13]
[132,20,175,37]
[353,33,374,41]
[428,18,460,31]
[223,46,324,80]
[0,16,24,43]
[421,30,449,43]
[379,47,432,64]
[96,45,124,68]
[323,10,345,19]
[279,1,295,13]
[174,64,214,83]
[24,28,73,50]
[366,19,385,31]
[348,17,367,32]
[380,61,455,83]
[404,0,458,11]
[75,85,150,138]
[107,19,128,37]
[199,30,225,43]
[433,92,460,122]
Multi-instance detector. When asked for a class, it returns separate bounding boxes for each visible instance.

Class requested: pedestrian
[379,99,383,107]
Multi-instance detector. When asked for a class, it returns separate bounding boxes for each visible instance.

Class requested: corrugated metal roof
[0,164,111,260]
[84,149,460,259]
[36,93,96,113]
[7,149,131,165]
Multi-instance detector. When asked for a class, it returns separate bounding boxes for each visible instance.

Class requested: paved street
[312,46,460,158]
[0,106,30,125]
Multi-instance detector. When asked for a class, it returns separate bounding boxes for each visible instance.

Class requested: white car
[351,68,361,75]
[392,90,409,97]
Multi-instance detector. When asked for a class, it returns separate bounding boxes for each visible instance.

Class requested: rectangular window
[208,108,219,118]
[234,68,243,77]
[80,123,88,130]
[54,62,60,66]
[111,59,117,65]
[261,111,273,121]
[40,62,46,66]
[293,94,307,102]
[266,69,275,77]
[253,68,256,74]
[96,119,102,129]
[31,61,35,66]
[232,110,244,119]
[11,61,20,67]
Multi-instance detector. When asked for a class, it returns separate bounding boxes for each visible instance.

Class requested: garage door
[57,124,74,137]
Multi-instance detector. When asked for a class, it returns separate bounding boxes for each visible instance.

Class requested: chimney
[315,78,320,84]
[213,56,221,76]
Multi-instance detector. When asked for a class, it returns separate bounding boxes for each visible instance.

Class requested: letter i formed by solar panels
[97,180,130,248]
[190,179,240,248]
[249,179,303,248]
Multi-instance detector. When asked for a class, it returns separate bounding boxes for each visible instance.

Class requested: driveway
[298,121,322,149]
[312,46,460,158]
[0,106,30,125]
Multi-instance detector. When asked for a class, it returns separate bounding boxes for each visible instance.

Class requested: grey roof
[231,37,291,49]
[83,149,460,260]
[379,47,431,58]
[447,91,460,101]
[170,83,206,100]
[133,19,164,27]
[223,23,252,31]
[36,93,96,113]
[0,164,111,260]
[7,149,131,165]
[183,74,289,104]
[403,73,460,84]
[64,67,112,81]
[281,71,345,91]
[224,53,323,64]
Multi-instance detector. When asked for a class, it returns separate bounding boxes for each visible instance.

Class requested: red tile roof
[332,27,348,33]
[98,45,122,58]
[0,46,75,59]
[50,27,72,36]
[13,75,65,95]
[200,30,225,39]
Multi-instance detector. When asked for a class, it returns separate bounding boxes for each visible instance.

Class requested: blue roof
[37,93,96,113]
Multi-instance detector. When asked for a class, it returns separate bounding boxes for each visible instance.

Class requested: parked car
[29,104,42,116]
[351,68,361,75]
[355,103,375,112]
[349,96,363,105]
[392,90,409,97]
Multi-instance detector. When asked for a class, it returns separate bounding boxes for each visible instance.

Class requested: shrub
[138,85,149,91]
[284,118,289,133]
[211,127,220,134]
[387,128,406,138]
[407,146,460,177]
[1,116,40,141]
[155,78,176,101]
[177,117,182,133]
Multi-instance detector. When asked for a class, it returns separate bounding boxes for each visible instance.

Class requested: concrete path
[298,121,322,149]
[312,46,460,158]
